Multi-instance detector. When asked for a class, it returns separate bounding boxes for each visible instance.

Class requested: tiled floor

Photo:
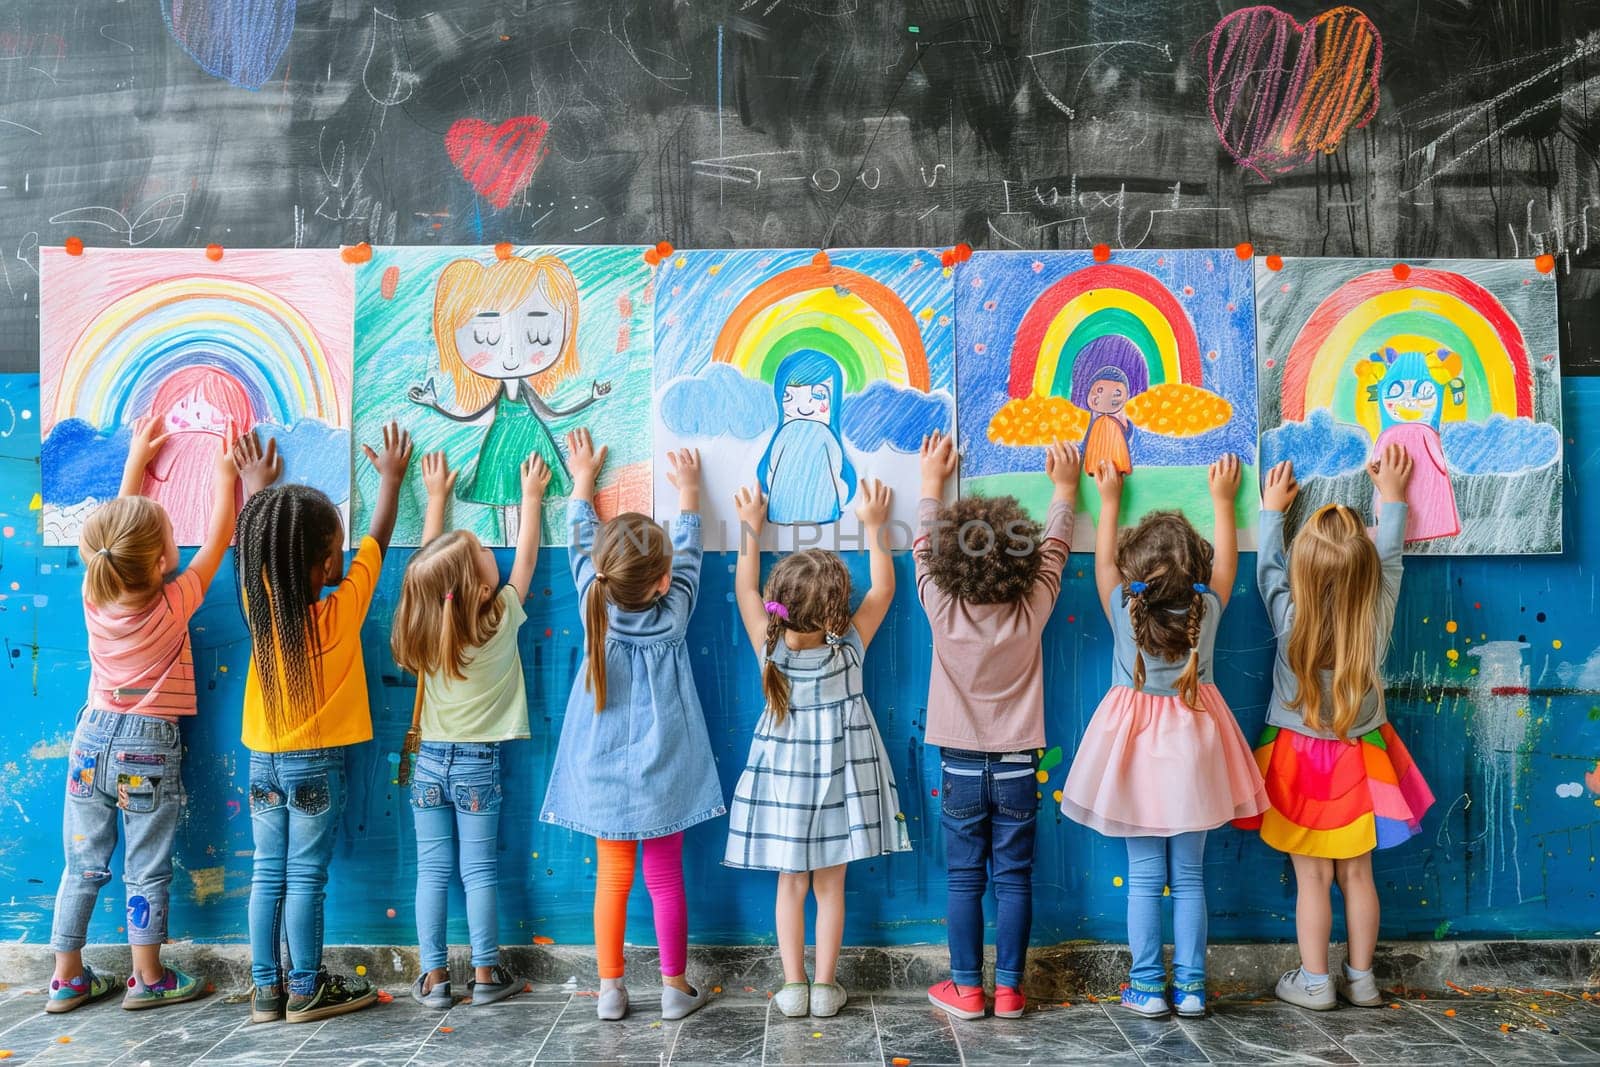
[1,983,1597,1065]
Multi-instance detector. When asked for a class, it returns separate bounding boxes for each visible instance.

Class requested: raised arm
[360,421,414,555]
[732,484,769,655]
[420,451,456,545]
[565,429,606,587]
[119,416,169,498]
[1207,453,1240,610]
[1369,443,1413,636]
[913,431,959,606]
[231,429,282,500]
[1035,441,1081,597]
[664,448,704,619]
[184,426,242,591]
[508,453,551,602]
[1257,460,1298,632]
[1093,459,1124,618]
[851,479,895,648]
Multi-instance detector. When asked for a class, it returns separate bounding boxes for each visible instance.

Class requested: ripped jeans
[411,742,503,972]
[51,708,184,952]
[247,747,347,992]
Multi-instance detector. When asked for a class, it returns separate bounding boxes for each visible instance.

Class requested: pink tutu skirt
[1061,684,1269,837]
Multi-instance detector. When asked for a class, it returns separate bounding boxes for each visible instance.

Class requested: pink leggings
[594,832,686,979]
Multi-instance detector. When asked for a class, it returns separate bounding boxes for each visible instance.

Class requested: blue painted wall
[0,370,1594,950]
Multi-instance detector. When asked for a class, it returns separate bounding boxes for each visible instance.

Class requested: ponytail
[585,576,611,711]
[762,614,790,724]
[79,496,167,607]
[580,513,674,713]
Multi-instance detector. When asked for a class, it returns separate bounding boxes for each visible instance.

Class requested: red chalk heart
[1204,5,1382,178]
[445,115,552,210]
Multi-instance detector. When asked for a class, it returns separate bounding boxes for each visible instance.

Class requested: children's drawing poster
[352,246,654,547]
[39,248,354,546]
[653,248,955,550]
[957,250,1259,549]
[1256,258,1562,554]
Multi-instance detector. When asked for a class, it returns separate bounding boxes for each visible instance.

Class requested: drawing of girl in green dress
[408,253,609,541]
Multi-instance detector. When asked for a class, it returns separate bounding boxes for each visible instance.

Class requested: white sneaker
[597,983,628,1021]
[773,982,810,1018]
[809,983,847,1018]
[1337,967,1383,1007]
[1275,968,1337,1011]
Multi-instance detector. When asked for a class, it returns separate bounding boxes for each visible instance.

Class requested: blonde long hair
[1116,510,1212,711]
[1285,504,1382,741]
[432,254,581,411]
[760,550,853,724]
[391,531,507,681]
[584,513,671,711]
[79,496,167,607]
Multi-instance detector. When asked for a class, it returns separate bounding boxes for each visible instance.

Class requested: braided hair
[1115,509,1213,711]
[234,483,343,737]
[760,550,853,724]
[584,512,672,711]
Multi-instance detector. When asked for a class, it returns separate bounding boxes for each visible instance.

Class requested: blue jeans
[1126,831,1208,994]
[248,748,347,992]
[52,709,184,951]
[412,742,503,972]
[940,748,1038,990]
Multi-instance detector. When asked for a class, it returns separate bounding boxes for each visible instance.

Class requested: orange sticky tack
[940,250,956,268]
[375,989,394,1003]
[1092,243,1111,262]
[204,244,223,261]
[440,1026,454,1033]
[811,250,831,268]
[386,907,396,918]
[1499,1022,1512,1033]
[1265,254,1284,271]
[893,1059,912,1066]
[1444,1008,1457,1017]
[712,986,722,994]
[56,1037,71,1044]
[494,242,513,260]
[655,241,673,256]
[643,249,661,266]
[64,237,84,256]
[532,935,554,945]
[1392,262,1411,281]
[341,242,373,264]
[954,242,973,262]
[1535,253,1555,273]
[1234,242,1253,260]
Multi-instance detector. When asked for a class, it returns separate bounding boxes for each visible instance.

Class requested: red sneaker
[928,980,986,1020]
[993,985,1025,1018]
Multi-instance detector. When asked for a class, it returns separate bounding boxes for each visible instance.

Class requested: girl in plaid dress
[724,479,911,1019]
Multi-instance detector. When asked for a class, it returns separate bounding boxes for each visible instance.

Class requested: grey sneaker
[661,982,708,1020]
[468,965,523,1007]
[597,983,628,1021]
[1275,968,1337,1011]
[809,982,847,1018]
[411,973,453,1010]
[250,983,285,1024]
[1337,967,1383,1007]
[773,982,809,1018]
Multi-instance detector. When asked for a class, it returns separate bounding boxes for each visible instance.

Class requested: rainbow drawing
[1256,257,1561,555]
[654,247,954,550]
[39,248,354,546]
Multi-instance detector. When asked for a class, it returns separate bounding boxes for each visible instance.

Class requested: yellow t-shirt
[241,536,382,753]
[420,586,530,743]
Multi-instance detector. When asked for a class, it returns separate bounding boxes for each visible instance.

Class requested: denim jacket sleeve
[1257,509,1293,637]
[662,511,703,631]
[568,498,599,593]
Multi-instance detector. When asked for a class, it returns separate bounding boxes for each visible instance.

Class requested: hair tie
[1127,581,1148,595]
[1192,583,1210,594]
[824,631,844,647]
[96,547,111,558]
[443,591,454,602]
[594,570,607,582]
[764,600,789,621]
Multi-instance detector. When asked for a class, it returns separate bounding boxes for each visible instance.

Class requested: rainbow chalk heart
[162,0,297,90]
[1204,4,1383,179]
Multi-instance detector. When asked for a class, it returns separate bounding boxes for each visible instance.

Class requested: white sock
[600,976,623,993]
[1301,968,1329,990]
[1344,963,1372,979]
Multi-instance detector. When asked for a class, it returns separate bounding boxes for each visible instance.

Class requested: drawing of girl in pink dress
[1360,347,1462,543]
[142,367,254,538]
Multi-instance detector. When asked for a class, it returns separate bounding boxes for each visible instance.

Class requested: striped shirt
[84,570,205,719]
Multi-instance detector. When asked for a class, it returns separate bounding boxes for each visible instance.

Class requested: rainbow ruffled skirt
[1233,724,1434,859]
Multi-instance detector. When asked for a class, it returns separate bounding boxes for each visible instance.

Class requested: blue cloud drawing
[842,381,952,453]
[1441,415,1561,475]
[266,421,352,503]
[660,364,775,440]
[1261,410,1371,478]
[42,420,129,505]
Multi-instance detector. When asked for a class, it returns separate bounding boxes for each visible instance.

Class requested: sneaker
[773,982,809,1018]
[809,982,847,1018]
[123,967,202,1010]
[46,965,117,1014]
[1275,968,1337,1011]
[928,980,986,1021]
[1337,966,1383,1008]
[1172,988,1207,1018]
[1120,987,1170,1018]
[993,985,1025,1018]
[661,982,708,1020]
[250,983,285,1024]
[284,969,378,1023]
[411,973,453,1010]
[597,983,628,1021]
[468,965,523,1007]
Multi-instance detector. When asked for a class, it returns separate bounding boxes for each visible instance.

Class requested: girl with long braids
[538,430,723,1024]
[236,421,413,1025]
[1060,455,1267,1020]
[722,480,910,1020]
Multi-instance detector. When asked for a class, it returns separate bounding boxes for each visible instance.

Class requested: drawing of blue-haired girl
[757,350,857,525]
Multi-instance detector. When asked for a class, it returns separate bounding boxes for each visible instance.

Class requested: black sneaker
[251,983,286,1024]
[284,970,378,1023]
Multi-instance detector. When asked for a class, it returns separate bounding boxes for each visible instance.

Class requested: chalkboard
[3,1,1599,373]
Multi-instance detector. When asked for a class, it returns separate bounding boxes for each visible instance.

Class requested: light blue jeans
[52,708,184,951]
[248,748,347,993]
[1126,831,1208,994]
[411,742,503,972]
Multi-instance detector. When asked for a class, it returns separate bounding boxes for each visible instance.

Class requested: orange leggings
[594,833,687,980]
